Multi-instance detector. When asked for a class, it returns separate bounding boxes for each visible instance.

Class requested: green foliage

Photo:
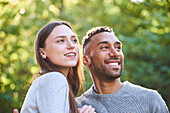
[0,0,169,112]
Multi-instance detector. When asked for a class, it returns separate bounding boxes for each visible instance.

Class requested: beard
[91,57,123,81]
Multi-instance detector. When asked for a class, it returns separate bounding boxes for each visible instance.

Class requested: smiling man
[76,26,169,113]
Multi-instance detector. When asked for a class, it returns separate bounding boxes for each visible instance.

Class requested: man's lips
[107,62,119,66]
[104,59,120,66]
[64,52,76,57]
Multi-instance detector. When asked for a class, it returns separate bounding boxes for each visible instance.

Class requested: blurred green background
[0,0,170,112]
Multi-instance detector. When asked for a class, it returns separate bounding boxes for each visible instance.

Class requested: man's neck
[93,78,124,94]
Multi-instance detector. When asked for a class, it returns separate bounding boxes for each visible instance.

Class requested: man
[76,26,169,113]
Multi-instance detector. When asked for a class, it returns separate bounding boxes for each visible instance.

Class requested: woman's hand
[13,109,19,113]
[78,105,96,113]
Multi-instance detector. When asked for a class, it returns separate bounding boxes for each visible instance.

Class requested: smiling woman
[38,24,79,75]
[17,21,96,113]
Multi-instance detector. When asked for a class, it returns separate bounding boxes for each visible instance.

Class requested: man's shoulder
[126,81,156,91]
[125,81,160,98]
[126,82,169,112]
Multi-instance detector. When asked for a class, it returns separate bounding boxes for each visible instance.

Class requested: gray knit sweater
[21,72,69,113]
[76,81,169,113]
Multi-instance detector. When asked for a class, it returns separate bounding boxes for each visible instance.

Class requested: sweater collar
[87,81,131,99]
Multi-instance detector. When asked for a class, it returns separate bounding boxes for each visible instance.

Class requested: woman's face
[40,25,79,73]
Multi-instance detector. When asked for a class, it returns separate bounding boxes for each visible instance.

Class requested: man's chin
[107,70,122,79]
[105,73,121,81]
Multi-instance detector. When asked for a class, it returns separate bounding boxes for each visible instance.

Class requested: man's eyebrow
[115,41,122,45]
[97,41,122,45]
[97,41,109,45]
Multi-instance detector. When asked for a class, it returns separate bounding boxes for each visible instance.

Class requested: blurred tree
[0,0,169,112]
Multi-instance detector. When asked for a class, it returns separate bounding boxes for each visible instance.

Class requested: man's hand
[13,109,19,113]
[78,105,96,113]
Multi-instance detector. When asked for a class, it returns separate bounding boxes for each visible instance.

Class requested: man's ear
[39,48,46,59]
[83,55,91,66]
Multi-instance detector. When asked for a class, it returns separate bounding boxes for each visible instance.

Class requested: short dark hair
[82,26,113,54]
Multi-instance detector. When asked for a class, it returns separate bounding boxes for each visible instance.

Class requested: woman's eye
[72,39,77,43]
[57,40,64,43]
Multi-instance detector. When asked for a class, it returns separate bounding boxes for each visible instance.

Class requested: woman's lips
[64,52,76,57]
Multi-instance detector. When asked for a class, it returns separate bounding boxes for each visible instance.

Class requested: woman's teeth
[65,53,75,56]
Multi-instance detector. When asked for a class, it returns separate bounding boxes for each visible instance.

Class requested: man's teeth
[108,63,118,66]
[66,53,75,56]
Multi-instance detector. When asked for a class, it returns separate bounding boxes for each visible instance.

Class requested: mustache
[104,58,121,62]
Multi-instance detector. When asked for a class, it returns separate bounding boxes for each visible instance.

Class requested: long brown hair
[34,21,84,113]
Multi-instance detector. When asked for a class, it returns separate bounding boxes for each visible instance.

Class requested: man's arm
[153,91,169,113]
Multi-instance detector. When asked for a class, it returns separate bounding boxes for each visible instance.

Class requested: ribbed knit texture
[77,81,169,113]
[21,72,70,113]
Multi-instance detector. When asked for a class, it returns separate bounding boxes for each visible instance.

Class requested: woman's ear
[83,55,91,66]
[39,48,46,59]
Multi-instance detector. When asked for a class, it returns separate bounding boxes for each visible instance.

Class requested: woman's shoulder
[36,72,68,88]
[38,72,66,81]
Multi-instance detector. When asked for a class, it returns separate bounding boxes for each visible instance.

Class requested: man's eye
[101,46,109,49]
[115,46,121,50]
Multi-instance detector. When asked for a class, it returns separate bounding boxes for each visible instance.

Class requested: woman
[19,21,95,113]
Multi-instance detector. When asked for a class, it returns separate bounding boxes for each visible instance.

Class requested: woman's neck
[59,67,70,77]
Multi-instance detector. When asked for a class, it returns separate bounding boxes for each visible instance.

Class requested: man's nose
[109,47,120,58]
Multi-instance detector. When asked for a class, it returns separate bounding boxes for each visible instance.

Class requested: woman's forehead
[51,25,75,36]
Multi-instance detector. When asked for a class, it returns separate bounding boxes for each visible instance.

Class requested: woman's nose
[67,41,75,50]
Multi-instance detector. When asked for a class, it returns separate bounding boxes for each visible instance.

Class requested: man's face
[84,32,124,80]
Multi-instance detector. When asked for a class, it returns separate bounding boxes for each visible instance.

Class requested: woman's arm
[37,72,69,113]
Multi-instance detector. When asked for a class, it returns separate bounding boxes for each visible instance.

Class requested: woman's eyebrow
[54,35,76,39]
[71,35,77,38]
[55,36,66,39]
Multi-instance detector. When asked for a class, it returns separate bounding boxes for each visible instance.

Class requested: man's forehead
[90,32,119,43]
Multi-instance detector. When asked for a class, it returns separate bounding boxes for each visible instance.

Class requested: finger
[82,105,93,113]
[88,107,95,113]
[78,105,88,112]
[13,109,19,113]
